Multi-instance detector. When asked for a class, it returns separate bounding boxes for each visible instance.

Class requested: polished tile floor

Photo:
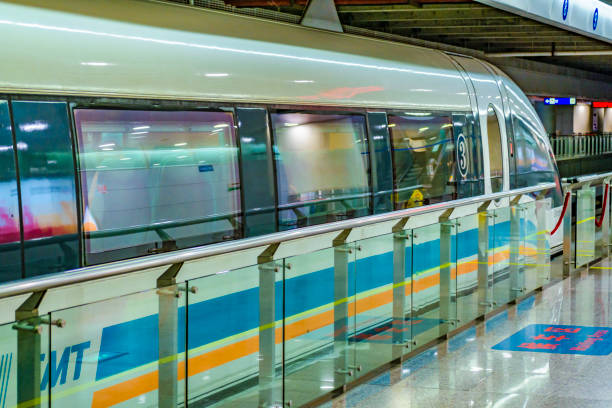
[323,257,612,408]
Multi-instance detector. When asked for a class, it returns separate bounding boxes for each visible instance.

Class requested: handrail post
[156,263,184,408]
[563,186,574,277]
[439,210,455,336]
[601,180,610,258]
[509,195,524,298]
[576,184,596,268]
[14,291,46,408]
[257,243,281,408]
[535,192,550,284]
[333,229,353,383]
[477,201,492,316]
[392,218,410,358]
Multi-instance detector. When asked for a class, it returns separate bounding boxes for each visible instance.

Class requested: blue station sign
[562,0,570,21]
[544,97,576,105]
[492,324,612,355]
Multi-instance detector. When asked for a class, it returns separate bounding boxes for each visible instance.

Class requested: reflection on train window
[487,105,504,193]
[388,112,456,209]
[0,101,21,282]
[74,109,242,265]
[12,101,79,277]
[270,112,370,229]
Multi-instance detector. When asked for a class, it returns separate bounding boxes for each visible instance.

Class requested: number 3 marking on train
[456,133,468,179]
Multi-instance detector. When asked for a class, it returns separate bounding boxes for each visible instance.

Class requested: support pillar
[536,194,551,285]
[477,201,492,316]
[333,230,353,384]
[439,209,455,336]
[392,217,410,358]
[14,291,46,408]
[258,243,280,408]
[509,196,524,299]
[157,263,184,408]
[563,187,574,278]
[600,181,610,258]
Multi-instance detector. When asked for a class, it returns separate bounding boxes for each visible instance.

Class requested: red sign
[593,102,612,108]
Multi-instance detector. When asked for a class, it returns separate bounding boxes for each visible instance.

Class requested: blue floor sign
[493,324,612,355]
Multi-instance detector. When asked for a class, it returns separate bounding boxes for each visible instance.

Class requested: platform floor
[324,257,612,408]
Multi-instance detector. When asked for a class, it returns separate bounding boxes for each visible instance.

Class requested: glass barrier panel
[537,199,552,286]
[576,187,596,268]
[455,212,481,324]
[186,264,281,408]
[351,233,398,377]
[283,246,352,407]
[491,207,513,306]
[595,185,607,260]
[49,285,186,407]
[522,199,552,288]
[609,190,612,248]
[411,222,456,347]
[514,202,531,294]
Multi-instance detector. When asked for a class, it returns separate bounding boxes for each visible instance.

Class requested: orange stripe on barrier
[91,371,157,408]
[285,310,334,340]
[187,336,259,377]
[353,289,392,315]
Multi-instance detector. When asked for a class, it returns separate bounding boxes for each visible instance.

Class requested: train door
[452,112,483,198]
[448,55,510,198]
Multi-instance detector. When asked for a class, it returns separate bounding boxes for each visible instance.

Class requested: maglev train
[0,0,563,407]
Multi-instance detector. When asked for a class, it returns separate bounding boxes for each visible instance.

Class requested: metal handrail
[0,183,555,300]
[562,171,612,188]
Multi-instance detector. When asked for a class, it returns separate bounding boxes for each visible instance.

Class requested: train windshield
[74,109,242,265]
[513,115,563,205]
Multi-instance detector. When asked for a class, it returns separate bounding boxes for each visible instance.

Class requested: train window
[12,101,79,277]
[0,101,21,282]
[74,109,242,265]
[487,105,504,193]
[270,112,370,229]
[388,112,456,208]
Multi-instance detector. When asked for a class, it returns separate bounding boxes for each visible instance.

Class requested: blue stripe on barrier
[95,222,514,381]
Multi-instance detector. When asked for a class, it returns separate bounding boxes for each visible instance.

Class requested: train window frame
[486,104,504,194]
[268,108,373,230]
[386,109,458,209]
[0,99,23,282]
[71,104,245,266]
[11,100,80,277]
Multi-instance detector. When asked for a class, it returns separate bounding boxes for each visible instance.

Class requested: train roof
[0,0,473,111]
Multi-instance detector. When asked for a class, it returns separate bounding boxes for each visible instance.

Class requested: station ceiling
[177,0,612,77]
